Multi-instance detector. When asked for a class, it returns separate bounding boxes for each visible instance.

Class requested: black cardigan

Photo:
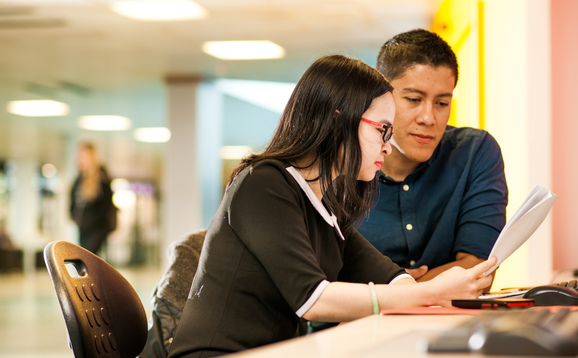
[169,159,404,358]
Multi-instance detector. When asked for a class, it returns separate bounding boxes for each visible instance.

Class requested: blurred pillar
[162,76,223,269]
[8,159,41,272]
[163,76,203,268]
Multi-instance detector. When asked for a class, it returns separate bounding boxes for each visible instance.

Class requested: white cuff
[389,273,414,285]
[295,280,330,318]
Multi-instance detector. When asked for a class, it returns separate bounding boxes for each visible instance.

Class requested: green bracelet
[368,281,379,315]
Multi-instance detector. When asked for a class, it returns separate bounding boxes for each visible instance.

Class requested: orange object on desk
[380,306,482,315]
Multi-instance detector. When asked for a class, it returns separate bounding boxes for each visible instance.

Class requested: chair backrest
[44,240,148,358]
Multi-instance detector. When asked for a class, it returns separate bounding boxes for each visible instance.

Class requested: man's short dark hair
[376,28,458,86]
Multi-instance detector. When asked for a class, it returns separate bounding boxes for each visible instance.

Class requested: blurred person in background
[70,142,117,255]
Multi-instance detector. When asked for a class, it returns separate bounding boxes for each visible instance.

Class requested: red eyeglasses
[361,117,393,143]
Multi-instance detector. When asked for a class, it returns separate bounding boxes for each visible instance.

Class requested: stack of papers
[478,184,557,300]
[479,288,528,299]
[485,184,558,276]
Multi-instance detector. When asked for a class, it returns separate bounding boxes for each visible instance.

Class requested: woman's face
[357,92,395,181]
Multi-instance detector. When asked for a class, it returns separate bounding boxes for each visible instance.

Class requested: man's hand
[405,265,428,280]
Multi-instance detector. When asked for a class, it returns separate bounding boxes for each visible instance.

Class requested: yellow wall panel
[432,0,481,129]
[431,0,554,289]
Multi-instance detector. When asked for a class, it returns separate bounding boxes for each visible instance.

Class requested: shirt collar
[286,166,345,240]
[379,127,452,183]
[379,143,443,183]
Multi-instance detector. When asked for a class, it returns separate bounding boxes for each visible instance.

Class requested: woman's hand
[304,257,497,322]
[425,256,497,307]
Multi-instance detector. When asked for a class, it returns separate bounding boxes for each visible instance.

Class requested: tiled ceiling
[0,0,440,94]
[0,0,440,170]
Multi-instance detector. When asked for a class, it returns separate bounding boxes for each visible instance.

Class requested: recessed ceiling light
[78,115,131,131]
[111,0,207,21]
[202,40,285,60]
[134,127,171,142]
[7,99,69,117]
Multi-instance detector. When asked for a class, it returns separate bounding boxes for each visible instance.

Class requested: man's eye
[406,97,420,103]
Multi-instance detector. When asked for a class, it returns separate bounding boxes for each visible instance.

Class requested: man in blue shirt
[357,29,508,283]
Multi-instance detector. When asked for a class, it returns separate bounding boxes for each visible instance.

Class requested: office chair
[44,240,148,358]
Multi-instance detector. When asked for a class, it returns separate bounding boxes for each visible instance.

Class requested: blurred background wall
[0,0,576,289]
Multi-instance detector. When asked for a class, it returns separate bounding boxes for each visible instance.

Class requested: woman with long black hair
[168,55,495,358]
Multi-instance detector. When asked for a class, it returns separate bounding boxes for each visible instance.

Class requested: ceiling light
[202,41,285,60]
[111,0,207,21]
[134,127,171,142]
[78,115,131,131]
[7,99,69,117]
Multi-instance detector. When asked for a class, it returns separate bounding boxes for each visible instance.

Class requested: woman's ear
[333,109,340,118]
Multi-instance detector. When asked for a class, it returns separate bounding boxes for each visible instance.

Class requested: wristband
[368,281,379,315]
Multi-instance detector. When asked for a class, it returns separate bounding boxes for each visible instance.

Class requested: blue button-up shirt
[357,126,508,269]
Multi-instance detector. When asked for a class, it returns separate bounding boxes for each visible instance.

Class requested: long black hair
[229,54,393,234]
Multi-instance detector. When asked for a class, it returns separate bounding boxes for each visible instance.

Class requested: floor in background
[0,266,162,358]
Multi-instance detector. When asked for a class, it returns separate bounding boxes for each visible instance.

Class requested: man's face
[389,64,455,166]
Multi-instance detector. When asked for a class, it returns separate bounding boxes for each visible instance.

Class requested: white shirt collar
[286,166,345,240]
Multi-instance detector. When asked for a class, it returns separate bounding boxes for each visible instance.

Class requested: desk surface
[227,313,476,358]
[225,309,570,358]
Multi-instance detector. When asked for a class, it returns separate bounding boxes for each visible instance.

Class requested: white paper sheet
[485,184,558,276]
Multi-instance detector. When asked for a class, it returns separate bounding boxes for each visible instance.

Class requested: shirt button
[406,224,413,231]
[403,184,409,191]
[409,260,416,266]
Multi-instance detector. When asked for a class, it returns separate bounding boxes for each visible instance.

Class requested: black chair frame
[44,240,148,358]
